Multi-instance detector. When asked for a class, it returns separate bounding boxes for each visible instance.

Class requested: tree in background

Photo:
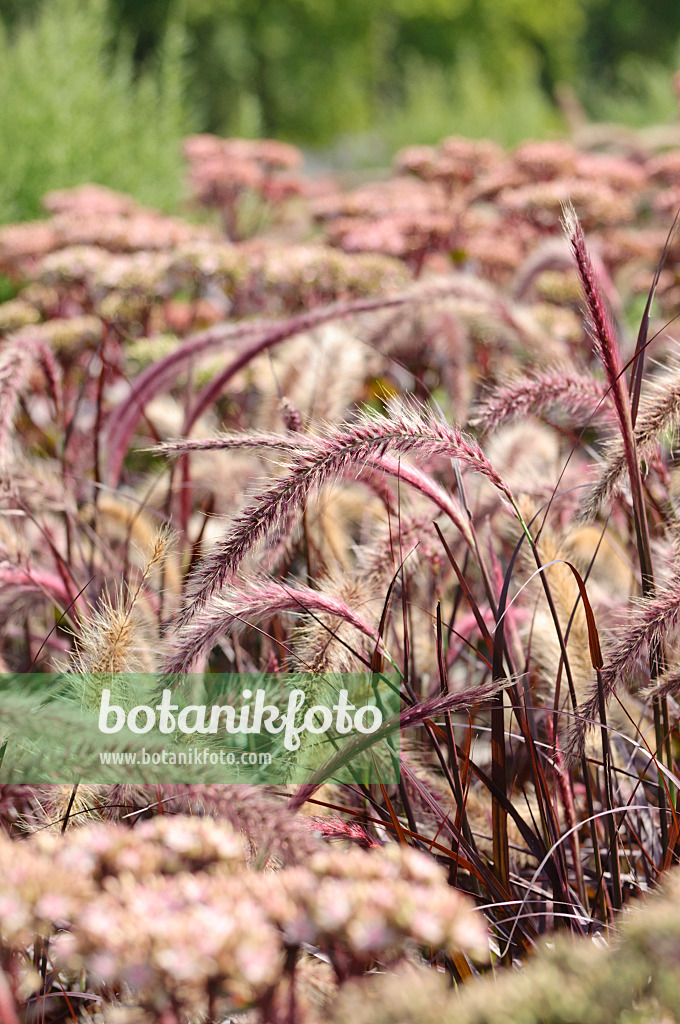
[177,0,586,146]
[108,0,680,146]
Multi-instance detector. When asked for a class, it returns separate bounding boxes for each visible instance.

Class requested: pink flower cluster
[0,817,485,1017]
[184,134,309,239]
[311,133,680,295]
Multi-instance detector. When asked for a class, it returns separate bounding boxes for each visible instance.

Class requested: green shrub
[0,0,190,223]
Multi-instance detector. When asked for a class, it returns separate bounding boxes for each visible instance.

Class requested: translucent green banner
[0,672,401,784]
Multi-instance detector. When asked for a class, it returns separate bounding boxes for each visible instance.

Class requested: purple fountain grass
[180,280,491,432]
[569,558,680,755]
[644,669,680,699]
[581,442,636,523]
[365,453,473,544]
[562,204,648,530]
[0,334,61,464]
[154,432,303,456]
[0,340,35,458]
[473,369,609,435]
[512,234,625,322]
[562,204,630,428]
[174,402,515,627]
[309,817,381,848]
[155,432,472,543]
[104,317,266,485]
[511,237,578,302]
[397,679,505,728]
[0,561,73,610]
[602,561,680,683]
[33,339,63,418]
[7,129,680,994]
[583,360,680,518]
[163,574,388,674]
[564,205,675,857]
[105,280,472,486]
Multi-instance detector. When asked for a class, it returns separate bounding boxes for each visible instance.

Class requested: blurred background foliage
[0,0,187,221]
[1,0,680,220]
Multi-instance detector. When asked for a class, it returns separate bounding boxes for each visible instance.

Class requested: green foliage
[0,0,680,205]
[179,0,586,147]
[2,0,680,167]
[378,51,566,153]
[586,46,680,127]
[584,0,680,80]
[332,873,680,1024]
[182,0,378,144]
[0,0,190,223]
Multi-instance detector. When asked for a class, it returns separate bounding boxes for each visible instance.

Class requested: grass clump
[3,109,680,1021]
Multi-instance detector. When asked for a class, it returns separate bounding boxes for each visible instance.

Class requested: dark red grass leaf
[398,759,538,953]
[376,769,409,846]
[561,560,603,670]
[433,521,493,657]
